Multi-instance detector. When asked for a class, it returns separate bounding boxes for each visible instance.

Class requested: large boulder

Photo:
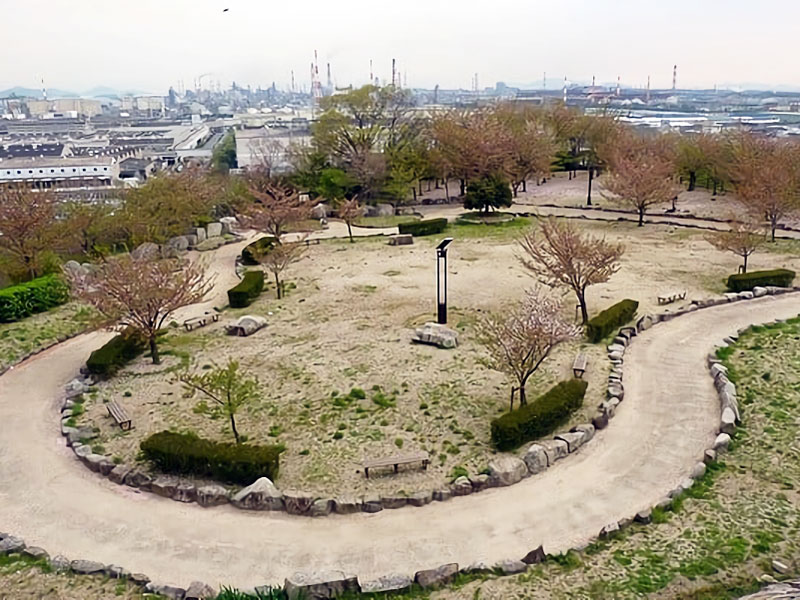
[284,571,360,600]
[195,227,207,243]
[145,583,186,599]
[0,535,25,555]
[365,203,395,218]
[108,465,131,485]
[412,322,458,349]
[151,476,180,499]
[206,222,223,238]
[70,559,105,575]
[523,444,549,475]
[131,242,161,261]
[283,490,315,515]
[555,431,586,453]
[231,477,284,511]
[488,455,527,486]
[195,237,225,252]
[185,581,217,600]
[220,216,238,234]
[538,439,569,465]
[196,484,230,507]
[360,574,413,593]
[333,497,362,514]
[451,476,473,496]
[309,498,334,517]
[167,236,190,252]
[414,563,458,589]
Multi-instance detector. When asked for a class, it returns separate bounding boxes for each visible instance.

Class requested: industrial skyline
[3,0,800,94]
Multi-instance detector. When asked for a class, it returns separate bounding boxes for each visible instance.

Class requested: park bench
[303,238,321,247]
[572,353,588,378]
[657,290,687,305]
[106,400,132,431]
[363,452,430,478]
[183,312,219,331]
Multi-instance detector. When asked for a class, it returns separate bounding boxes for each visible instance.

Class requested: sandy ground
[73,217,800,497]
[2,235,800,590]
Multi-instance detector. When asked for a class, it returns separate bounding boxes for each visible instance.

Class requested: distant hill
[0,85,150,100]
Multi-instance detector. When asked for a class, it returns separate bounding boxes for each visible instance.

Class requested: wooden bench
[657,290,687,305]
[107,400,132,430]
[363,452,430,478]
[183,312,220,331]
[303,238,321,246]
[573,353,588,378]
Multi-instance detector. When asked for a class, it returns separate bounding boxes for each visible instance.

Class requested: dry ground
[73,217,800,497]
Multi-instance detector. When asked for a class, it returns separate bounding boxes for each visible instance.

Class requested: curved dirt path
[1,288,799,589]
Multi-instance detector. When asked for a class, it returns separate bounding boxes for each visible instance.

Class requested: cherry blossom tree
[240,174,312,242]
[519,218,624,324]
[337,196,362,243]
[259,240,306,299]
[0,186,61,280]
[68,256,212,364]
[705,219,766,273]
[477,289,579,410]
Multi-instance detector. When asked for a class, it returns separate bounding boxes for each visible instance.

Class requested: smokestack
[543,71,546,90]
[327,62,332,89]
[616,76,621,97]
[392,58,396,87]
[646,75,650,103]
[672,64,677,90]
[563,76,567,103]
[369,59,373,84]
[592,75,595,87]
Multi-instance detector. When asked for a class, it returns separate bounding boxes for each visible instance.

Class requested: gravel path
[1,243,799,590]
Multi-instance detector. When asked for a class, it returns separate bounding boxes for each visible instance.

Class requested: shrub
[463,175,513,213]
[0,275,69,323]
[585,299,639,343]
[228,271,264,308]
[241,237,276,266]
[86,328,146,377]
[140,431,282,485]
[490,379,588,451]
[398,218,448,237]
[726,268,795,292]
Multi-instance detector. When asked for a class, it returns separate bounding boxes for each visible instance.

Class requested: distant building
[0,155,117,189]
[26,98,102,118]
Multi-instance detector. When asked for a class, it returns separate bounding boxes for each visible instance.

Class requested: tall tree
[519,218,625,324]
[211,130,238,173]
[464,175,513,213]
[337,196,362,243]
[496,104,556,196]
[179,359,260,444]
[477,288,578,409]
[729,134,800,241]
[68,256,212,364]
[0,186,61,280]
[240,174,312,242]
[705,219,766,273]
[601,134,677,226]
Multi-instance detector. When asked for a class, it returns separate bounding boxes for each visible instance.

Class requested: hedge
[241,237,276,266]
[86,328,146,377]
[585,299,639,343]
[490,379,588,451]
[0,275,70,323]
[228,271,264,308]
[398,218,448,237]
[726,268,795,292]
[140,431,282,485]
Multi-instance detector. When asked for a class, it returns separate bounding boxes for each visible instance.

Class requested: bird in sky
[223,7,229,12]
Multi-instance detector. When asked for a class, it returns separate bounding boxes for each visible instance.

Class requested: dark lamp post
[436,237,453,325]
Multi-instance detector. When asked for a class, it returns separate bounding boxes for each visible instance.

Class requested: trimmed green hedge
[228,271,264,308]
[585,299,639,343]
[0,275,69,323]
[241,237,276,266]
[140,431,282,485]
[86,328,146,377]
[398,218,448,237]
[726,268,795,292]
[490,379,588,451]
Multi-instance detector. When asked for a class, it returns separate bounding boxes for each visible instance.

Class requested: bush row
[0,275,70,323]
[86,328,146,377]
[726,268,795,292]
[398,218,448,237]
[241,236,276,266]
[490,379,588,451]
[585,299,639,343]
[140,430,282,485]
[228,271,264,308]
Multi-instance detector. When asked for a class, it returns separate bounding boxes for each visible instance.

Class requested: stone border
[57,285,800,519]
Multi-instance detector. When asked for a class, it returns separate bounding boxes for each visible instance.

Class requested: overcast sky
[4,0,799,94]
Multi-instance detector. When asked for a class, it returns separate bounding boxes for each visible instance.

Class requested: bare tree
[601,134,677,226]
[240,175,312,242]
[259,240,306,299]
[250,137,285,176]
[179,359,260,444]
[705,218,766,273]
[0,187,61,280]
[337,196,362,243]
[477,289,578,409]
[730,134,800,242]
[519,218,624,324]
[68,256,213,364]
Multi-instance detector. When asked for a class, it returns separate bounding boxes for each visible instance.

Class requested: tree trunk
[522,179,527,192]
[427,180,432,192]
[275,272,282,298]
[229,413,240,444]
[713,180,718,195]
[771,221,777,242]
[512,182,519,197]
[638,207,645,227]
[418,180,423,196]
[347,221,353,243]
[412,187,417,202]
[688,171,696,191]
[509,386,516,412]
[518,384,527,406]
[742,254,748,273]
[460,179,466,196]
[578,290,589,324]
[444,178,450,201]
[149,334,160,365]
[586,167,594,206]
